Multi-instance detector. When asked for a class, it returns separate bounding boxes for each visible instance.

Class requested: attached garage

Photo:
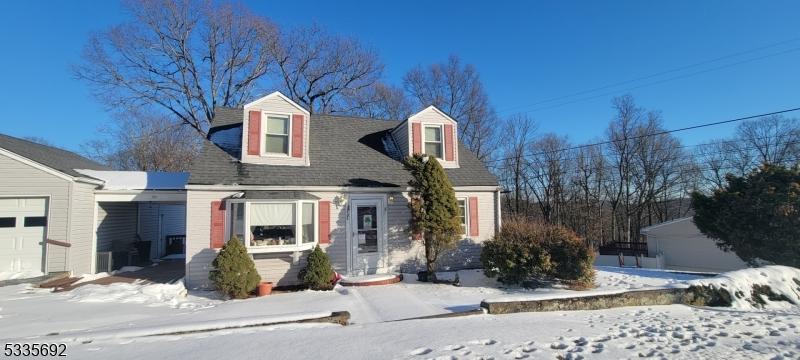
[0,133,108,276]
[0,133,189,279]
[0,197,48,273]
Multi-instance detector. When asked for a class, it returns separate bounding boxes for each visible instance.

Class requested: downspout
[495,188,502,233]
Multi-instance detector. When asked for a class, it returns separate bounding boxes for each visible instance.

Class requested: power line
[497,37,800,114]
[507,155,800,195]
[486,106,800,164]
[498,126,800,167]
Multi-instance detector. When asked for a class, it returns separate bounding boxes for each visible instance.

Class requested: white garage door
[0,198,47,272]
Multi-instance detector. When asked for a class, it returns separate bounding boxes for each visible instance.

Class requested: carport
[76,170,189,274]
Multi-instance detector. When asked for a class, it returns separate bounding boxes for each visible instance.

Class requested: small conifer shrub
[299,245,335,290]
[209,237,261,299]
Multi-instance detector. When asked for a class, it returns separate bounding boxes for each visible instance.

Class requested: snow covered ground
[0,270,43,281]
[0,266,797,359]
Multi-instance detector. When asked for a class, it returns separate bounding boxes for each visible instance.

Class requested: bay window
[227,200,317,252]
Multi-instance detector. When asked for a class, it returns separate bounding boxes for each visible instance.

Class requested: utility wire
[485,107,800,164]
[497,37,800,114]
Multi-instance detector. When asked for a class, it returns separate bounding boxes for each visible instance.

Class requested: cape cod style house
[185,92,501,289]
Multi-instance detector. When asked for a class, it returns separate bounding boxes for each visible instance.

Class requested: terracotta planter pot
[258,281,273,296]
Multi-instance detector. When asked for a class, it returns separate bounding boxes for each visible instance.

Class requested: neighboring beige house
[641,217,748,273]
[186,92,501,289]
[0,134,188,277]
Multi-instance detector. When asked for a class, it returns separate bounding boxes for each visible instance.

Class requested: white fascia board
[184,184,501,192]
[243,91,310,115]
[94,190,187,203]
[407,105,458,124]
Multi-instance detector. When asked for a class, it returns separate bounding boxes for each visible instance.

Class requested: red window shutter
[291,114,304,158]
[247,111,261,155]
[469,197,479,237]
[444,124,454,161]
[318,200,331,244]
[210,201,226,249]
[412,122,422,154]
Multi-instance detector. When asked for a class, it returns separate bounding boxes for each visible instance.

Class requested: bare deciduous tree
[344,82,413,120]
[82,112,200,172]
[735,115,800,165]
[403,55,498,161]
[527,134,571,224]
[75,0,277,136]
[270,24,384,114]
[499,114,536,214]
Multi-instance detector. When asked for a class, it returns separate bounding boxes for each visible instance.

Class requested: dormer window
[264,114,291,155]
[424,125,443,159]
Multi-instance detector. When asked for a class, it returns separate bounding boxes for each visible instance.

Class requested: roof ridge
[0,133,74,154]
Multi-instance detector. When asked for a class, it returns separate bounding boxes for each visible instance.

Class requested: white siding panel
[252,252,308,286]
[185,190,237,289]
[408,107,459,168]
[645,218,748,273]
[0,152,72,273]
[241,95,310,166]
[68,182,99,275]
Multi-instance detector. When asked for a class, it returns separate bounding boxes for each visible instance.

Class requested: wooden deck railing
[597,241,648,256]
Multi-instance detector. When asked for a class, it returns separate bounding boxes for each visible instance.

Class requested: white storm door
[0,198,47,273]
[349,198,386,275]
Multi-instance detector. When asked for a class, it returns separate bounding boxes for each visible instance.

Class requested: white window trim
[226,199,318,253]
[457,197,470,238]
[423,123,445,161]
[260,111,293,157]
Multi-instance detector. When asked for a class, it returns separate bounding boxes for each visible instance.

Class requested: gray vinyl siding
[185,188,498,289]
[67,182,100,274]
[436,191,497,270]
[252,252,309,286]
[137,203,159,257]
[95,202,138,253]
[390,122,409,157]
[185,190,238,289]
[0,152,73,273]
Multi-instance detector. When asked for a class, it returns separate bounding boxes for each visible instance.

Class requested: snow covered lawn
[0,266,797,359]
[61,305,800,360]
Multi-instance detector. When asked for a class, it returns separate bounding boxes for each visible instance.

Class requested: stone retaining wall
[481,288,692,314]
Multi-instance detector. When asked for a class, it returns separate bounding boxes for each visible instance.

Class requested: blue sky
[0,1,798,152]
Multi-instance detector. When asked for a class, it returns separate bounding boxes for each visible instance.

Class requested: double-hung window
[424,125,443,159]
[457,198,468,235]
[264,115,290,155]
[227,200,317,252]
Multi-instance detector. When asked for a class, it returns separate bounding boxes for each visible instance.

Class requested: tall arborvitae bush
[209,237,261,299]
[299,245,335,290]
[404,154,462,279]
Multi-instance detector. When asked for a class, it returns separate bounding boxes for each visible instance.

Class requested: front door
[349,198,386,275]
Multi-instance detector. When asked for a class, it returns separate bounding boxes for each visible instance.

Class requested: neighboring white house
[641,217,748,273]
[0,134,188,276]
[186,91,501,289]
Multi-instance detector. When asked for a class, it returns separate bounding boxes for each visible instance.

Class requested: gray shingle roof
[191,108,498,187]
[0,133,110,178]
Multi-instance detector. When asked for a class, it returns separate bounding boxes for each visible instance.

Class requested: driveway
[45,260,185,292]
